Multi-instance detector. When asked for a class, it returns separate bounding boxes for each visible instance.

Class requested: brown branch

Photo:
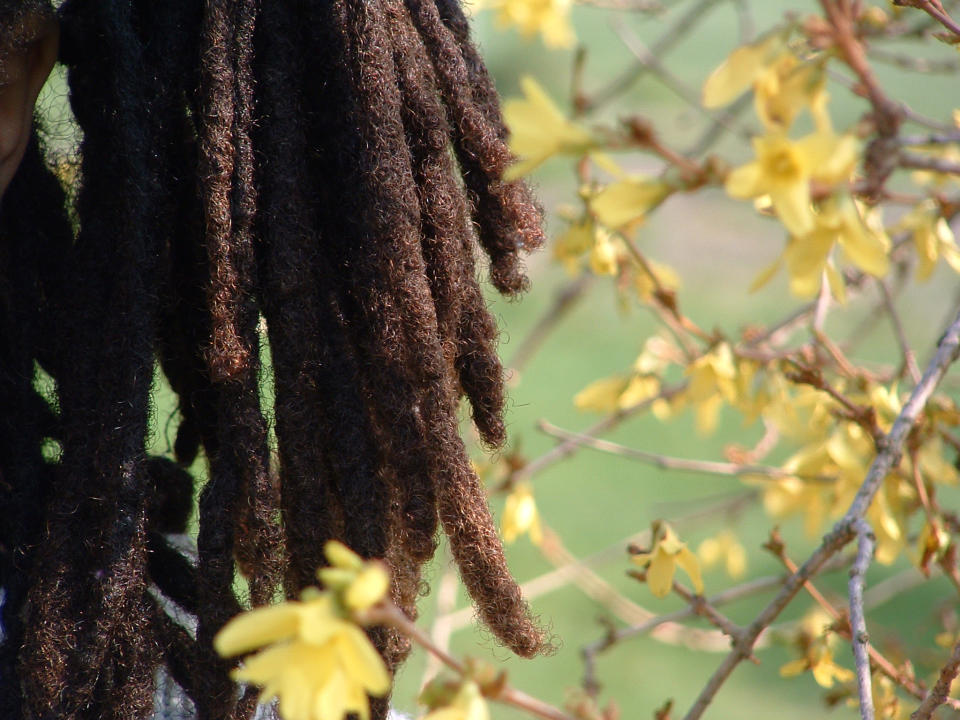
[893,0,960,36]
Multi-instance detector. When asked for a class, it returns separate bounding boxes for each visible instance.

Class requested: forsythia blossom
[725,129,858,237]
[702,34,786,109]
[590,176,671,230]
[214,542,390,720]
[503,76,593,179]
[502,482,544,545]
[631,521,704,597]
[473,0,575,48]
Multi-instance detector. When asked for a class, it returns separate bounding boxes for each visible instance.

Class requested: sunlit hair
[0,1,546,718]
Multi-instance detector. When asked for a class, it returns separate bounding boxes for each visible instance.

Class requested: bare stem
[849,519,877,720]
[538,420,828,482]
[911,638,960,720]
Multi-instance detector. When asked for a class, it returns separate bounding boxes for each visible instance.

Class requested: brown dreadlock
[0,1,547,719]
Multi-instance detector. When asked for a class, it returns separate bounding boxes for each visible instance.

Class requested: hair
[0,1,547,718]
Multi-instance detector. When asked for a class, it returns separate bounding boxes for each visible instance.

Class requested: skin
[0,16,58,199]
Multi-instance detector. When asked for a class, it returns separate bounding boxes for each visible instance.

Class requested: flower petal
[336,625,391,695]
[675,547,705,594]
[646,549,676,597]
[214,604,302,657]
[344,564,390,611]
[769,181,814,237]
[725,162,763,199]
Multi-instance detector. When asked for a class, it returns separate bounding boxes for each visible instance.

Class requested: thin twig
[584,0,721,112]
[611,22,746,139]
[878,279,922,384]
[582,575,784,691]
[366,604,578,720]
[910,639,960,720]
[868,47,960,73]
[900,152,960,175]
[893,0,960,36]
[849,519,877,720]
[510,383,686,484]
[537,420,830,482]
[899,131,960,145]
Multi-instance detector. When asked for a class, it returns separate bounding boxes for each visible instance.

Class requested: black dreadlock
[0,1,548,718]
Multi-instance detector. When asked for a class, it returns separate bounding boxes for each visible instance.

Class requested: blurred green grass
[125,2,960,717]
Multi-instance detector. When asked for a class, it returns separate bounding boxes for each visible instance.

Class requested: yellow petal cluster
[754,55,825,130]
[702,34,785,109]
[474,0,575,49]
[317,541,390,612]
[502,482,544,545]
[774,196,890,299]
[631,521,704,597]
[684,343,738,435]
[214,542,391,720]
[896,200,960,280]
[590,176,671,230]
[726,130,858,237]
[503,76,593,179]
[780,644,854,688]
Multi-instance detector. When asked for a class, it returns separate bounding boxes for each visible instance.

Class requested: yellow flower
[896,200,960,280]
[423,681,491,720]
[762,380,834,441]
[215,594,390,720]
[502,76,593,179]
[574,375,629,413]
[475,0,575,48]
[214,542,392,720]
[753,54,826,130]
[502,482,543,545]
[685,343,738,435]
[777,196,890,298]
[316,541,390,612]
[590,176,671,230]
[726,130,858,237]
[589,226,620,276]
[702,34,786,108]
[698,530,747,579]
[780,645,854,688]
[632,521,704,597]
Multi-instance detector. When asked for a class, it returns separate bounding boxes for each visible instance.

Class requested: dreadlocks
[0,1,547,718]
